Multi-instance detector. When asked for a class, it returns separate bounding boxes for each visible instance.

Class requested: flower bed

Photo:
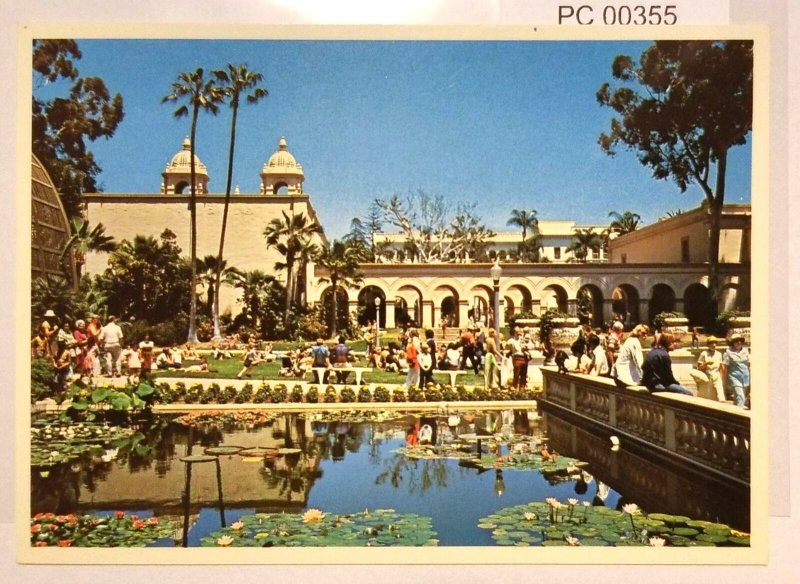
[201,508,438,547]
[30,512,172,547]
[477,500,750,547]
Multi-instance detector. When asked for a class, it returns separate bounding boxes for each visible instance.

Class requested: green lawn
[150,356,486,386]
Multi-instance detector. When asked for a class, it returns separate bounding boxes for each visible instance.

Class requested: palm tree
[566,229,605,263]
[507,209,539,242]
[608,210,641,234]
[314,240,364,337]
[59,217,116,286]
[229,269,275,330]
[264,211,322,329]
[195,255,236,318]
[211,64,269,339]
[162,67,224,344]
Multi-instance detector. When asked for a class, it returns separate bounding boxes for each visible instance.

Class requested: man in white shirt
[100,315,124,376]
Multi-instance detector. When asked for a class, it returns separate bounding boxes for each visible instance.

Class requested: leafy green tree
[96,230,191,323]
[597,40,752,312]
[607,210,641,235]
[263,212,322,329]
[59,217,116,285]
[162,67,224,344]
[566,229,605,262]
[31,274,80,331]
[32,39,125,218]
[314,240,364,337]
[211,64,269,339]
[229,269,287,338]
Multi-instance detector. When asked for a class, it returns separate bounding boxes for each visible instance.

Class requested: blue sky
[43,39,752,239]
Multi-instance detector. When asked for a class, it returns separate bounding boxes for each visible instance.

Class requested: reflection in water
[541,411,750,530]
[30,407,750,545]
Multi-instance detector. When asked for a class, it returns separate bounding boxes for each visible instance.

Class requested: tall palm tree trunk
[213,99,239,339]
[330,279,339,338]
[187,108,200,344]
[283,258,294,330]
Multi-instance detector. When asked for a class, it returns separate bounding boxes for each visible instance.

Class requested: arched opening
[649,283,676,326]
[273,182,289,195]
[577,284,604,327]
[612,284,640,329]
[684,283,711,328]
[434,285,460,328]
[505,284,533,316]
[319,287,350,336]
[541,284,568,314]
[357,285,386,326]
[174,181,189,194]
[396,285,424,328]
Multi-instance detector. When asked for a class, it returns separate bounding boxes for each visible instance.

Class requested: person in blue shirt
[311,338,331,384]
[721,333,750,409]
[332,335,352,384]
[642,333,693,396]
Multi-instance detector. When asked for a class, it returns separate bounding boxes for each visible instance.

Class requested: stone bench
[310,367,372,385]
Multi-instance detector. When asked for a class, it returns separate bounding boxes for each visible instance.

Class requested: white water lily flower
[568,498,578,506]
[100,448,119,462]
[649,536,666,547]
[622,503,642,516]
[301,509,326,523]
[545,497,558,507]
[582,501,591,507]
[216,535,234,547]
[230,521,244,531]
[523,512,536,521]
[565,536,580,546]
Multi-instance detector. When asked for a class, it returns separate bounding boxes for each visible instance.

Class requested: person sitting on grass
[212,342,233,360]
[155,347,180,370]
[184,357,212,373]
[237,341,263,379]
[181,343,199,361]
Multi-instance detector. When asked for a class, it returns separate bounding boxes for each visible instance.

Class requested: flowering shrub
[306,385,319,403]
[30,512,171,547]
[289,384,304,403]
[253,383,271,403]
[271,384,288,404]
[373,386,390,402]
[324,385,338,403]
[391,387,407,402]
[339,387,356,403]
[357,387,372,403]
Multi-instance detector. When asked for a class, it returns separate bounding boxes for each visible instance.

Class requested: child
[237,342,263,379]
[418,344,434,388]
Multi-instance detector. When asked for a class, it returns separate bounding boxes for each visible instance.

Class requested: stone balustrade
[540,368,750,485]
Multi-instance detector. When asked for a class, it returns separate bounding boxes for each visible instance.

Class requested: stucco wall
[85,194,323,313]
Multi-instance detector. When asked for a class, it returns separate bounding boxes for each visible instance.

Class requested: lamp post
[374,296,382,348]
[490,258,502,330]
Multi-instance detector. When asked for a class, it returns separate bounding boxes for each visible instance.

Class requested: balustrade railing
[540,369,750,484]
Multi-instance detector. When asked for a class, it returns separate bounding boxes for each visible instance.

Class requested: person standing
[641,333,693,395]
[138,333,155,377]
[51,339,72,391]
[695,336,725,401]
[509,327,527,389]
[721,334,750,409]
[41,309,59,357]
[459,327,479,374]
[72,319,89,374]
[483,328,502,390]
[604,321,624,370]
[404,330,420,390]
[418,344,434,388]
[611,324,649,388]
[100,316,124,376]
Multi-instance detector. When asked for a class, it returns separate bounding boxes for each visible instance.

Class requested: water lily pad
[180,454,217,463]
[237,448,271,457]
[695,533,729,544]
[647,513,690,525]
[672,527,700,537]
[727,536,751,546]
[204,446,244,456]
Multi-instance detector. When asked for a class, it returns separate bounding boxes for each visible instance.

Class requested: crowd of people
[32,308,750,409]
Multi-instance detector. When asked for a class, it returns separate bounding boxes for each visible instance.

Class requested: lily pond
[30,408,750,548]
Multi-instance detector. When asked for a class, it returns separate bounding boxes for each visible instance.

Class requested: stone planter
[727,316,751,345]
[549,317,581,350]
[662,317,690,342]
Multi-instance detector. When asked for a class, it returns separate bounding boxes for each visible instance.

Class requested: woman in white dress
[611,324,649,388]
[694,336,725,401]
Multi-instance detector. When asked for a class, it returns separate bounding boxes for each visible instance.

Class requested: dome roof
[262,137,304,176]
[31,154,71,279]
[164,137,208,175]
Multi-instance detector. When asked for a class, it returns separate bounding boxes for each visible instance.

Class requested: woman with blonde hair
[483,328,502,390]
[611,324,649,388]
